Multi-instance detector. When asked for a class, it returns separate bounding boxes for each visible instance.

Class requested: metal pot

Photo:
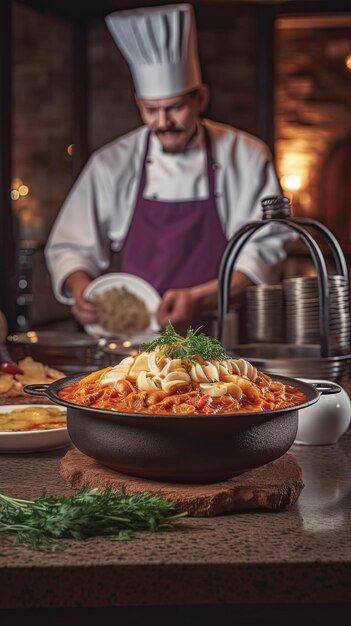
[25,375,340,483]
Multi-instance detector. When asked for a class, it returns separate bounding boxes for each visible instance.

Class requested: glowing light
[123,341,132,348]
[345,54,351,71]
[107,342,118,350]
[10,189,20,200]
[18,184,29,197]
[67,144,74,156]
[280,175,302,191]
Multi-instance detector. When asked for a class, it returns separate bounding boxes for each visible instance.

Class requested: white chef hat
[105,4,202,99]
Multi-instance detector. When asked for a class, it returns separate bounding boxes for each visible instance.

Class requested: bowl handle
[24,383,51,397]
[310,381,342,395]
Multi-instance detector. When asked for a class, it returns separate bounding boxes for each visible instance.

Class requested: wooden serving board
[60,449,304,517]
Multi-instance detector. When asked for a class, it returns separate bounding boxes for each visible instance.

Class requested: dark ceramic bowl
[25,375,340,483]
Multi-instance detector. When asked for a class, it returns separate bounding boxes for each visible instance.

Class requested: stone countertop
[0,429,350,612]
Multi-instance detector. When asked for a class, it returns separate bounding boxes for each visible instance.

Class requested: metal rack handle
[217,219,333,357]
[285,216,348,279]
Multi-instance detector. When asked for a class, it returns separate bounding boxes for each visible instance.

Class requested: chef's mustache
[156,128,182,135]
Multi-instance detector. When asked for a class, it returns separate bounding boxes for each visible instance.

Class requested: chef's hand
[156,288,201,332]
[64,271,99,326]
[156,272,254,333]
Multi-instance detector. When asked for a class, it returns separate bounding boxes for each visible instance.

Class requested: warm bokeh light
[67,143,74,156]
[107,342,118,350]
[11,178,30,200]
[345,53,351,71]
[18,184,29,196]
[280,174,302,191]
[10,189,20,200]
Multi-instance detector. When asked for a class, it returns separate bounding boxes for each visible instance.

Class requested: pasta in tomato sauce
[58,347,306,416]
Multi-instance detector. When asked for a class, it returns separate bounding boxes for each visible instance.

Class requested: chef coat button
[214,191,222,198]
[212,162,220,171]
[146,158,153,164]
[152,193,158,199]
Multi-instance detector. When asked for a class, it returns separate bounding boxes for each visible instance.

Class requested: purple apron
[121,126,228,331]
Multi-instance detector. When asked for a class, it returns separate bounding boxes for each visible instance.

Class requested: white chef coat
[45,118,289,304]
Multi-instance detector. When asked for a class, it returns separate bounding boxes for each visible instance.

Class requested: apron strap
[203,123,216,202]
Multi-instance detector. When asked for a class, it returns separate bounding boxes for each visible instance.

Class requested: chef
[45,3,288,333]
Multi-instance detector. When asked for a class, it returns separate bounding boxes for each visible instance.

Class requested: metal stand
[216,197,349,359]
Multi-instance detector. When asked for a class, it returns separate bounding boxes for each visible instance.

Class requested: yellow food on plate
[0,406,67,432]
[0,357,65,398]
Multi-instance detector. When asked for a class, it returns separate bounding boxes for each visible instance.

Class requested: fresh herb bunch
[0,487,186,552]
[142,322,229,362]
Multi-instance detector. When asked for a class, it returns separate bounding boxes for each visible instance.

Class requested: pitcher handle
[310,381,342,395]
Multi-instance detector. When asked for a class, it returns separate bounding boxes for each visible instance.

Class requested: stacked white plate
[245,284,284,343]
[283,275,350,351]
[229,343,350,382]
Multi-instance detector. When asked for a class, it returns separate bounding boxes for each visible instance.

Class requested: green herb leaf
[0,487,187,552]
[142,322,229,363]
[141,322,183,355]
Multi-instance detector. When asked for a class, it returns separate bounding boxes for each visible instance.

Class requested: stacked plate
[246,284,284,343]
[283,275,350,351]
[228,343,350,382]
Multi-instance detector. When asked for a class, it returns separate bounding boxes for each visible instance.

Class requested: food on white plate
[93,285,150,335]
[0,406,67,432]
[0,357,65,397]
[59,324,307,415]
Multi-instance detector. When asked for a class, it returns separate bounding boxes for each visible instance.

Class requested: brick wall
[12,3,73,245]
[275,15,351,248]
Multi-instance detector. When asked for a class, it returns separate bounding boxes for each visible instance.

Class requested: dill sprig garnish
[142,321,184,355]
[0,487,187,552]
[142,322,229,362]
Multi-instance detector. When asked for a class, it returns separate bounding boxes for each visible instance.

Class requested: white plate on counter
[0,404,71,453]
[83,273,161,337]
